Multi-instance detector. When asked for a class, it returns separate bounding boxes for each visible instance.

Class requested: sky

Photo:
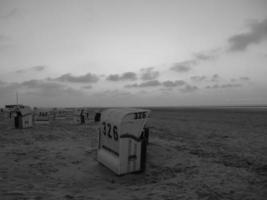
[0,0,267,107]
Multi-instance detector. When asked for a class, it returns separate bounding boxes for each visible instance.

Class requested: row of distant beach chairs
[1,106,101,128]
[34,109,101,122]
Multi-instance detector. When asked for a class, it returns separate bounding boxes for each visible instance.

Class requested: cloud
[21,80,42,88]
[51,73,99,83]
[231,77,250,82]
[15,65,46,73]
[211,74,220,82]
[170,60,195,72]
[21,79,83,96]
[231,76,251,83]
[228,18,267,51]
[140,67,159,80]
[100,90,132,96]
[125,79,187,89]
[190,75,207,82]
[125,80,161,88]
[162,80,186,87]
[180,84,198,93]
[230,78,237,82]
[33,66,45,71]
[194,53,213,61]
[170,49,220,72]
[206,83,242,89]
[190,74,221,82]
[82,85,92,89]
[240,77,250,81]
[0,79,84,104]
[193,49,219,61]
[106,72,137,81]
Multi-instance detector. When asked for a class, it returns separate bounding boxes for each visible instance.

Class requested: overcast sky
[0,0,267,107]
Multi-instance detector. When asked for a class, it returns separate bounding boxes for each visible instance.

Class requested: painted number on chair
[134,112,147,120]
[102,122,118,141]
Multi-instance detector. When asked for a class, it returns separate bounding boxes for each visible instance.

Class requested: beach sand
[0,108,266,199]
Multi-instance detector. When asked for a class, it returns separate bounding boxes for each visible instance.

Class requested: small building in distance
[13,106,33,129]
[5,104,25,119]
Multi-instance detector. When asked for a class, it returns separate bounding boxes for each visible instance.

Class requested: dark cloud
[135,80,161,87]
[126,79,187,89]
[240,77,250,81]
[228,18,267,51]
[162,80,186,87]
[121,72,137,80]
[52,73,99,83]
[170,49,220,72]
[193,49,219,61]
[180,84,198,93]
[206,84,218,89]
[206,83,242,89]
[125,80,161,88]
[194,53,213,61]
[140,67,159,80]
[191,74,220,82]
[106,74,120,81]
[33,66,45,71]
[106,72,137,81]
[170,60,195,72]
[230,78,237,82]
[211,74,220,82]
[231,76,250,82]
[21,80,42,88]
[221,83,242,88]
[190,75,207,82]
[139,80,160,87]
[15,65,46,73]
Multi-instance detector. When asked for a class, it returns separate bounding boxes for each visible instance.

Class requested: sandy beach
[0,108,266,200]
